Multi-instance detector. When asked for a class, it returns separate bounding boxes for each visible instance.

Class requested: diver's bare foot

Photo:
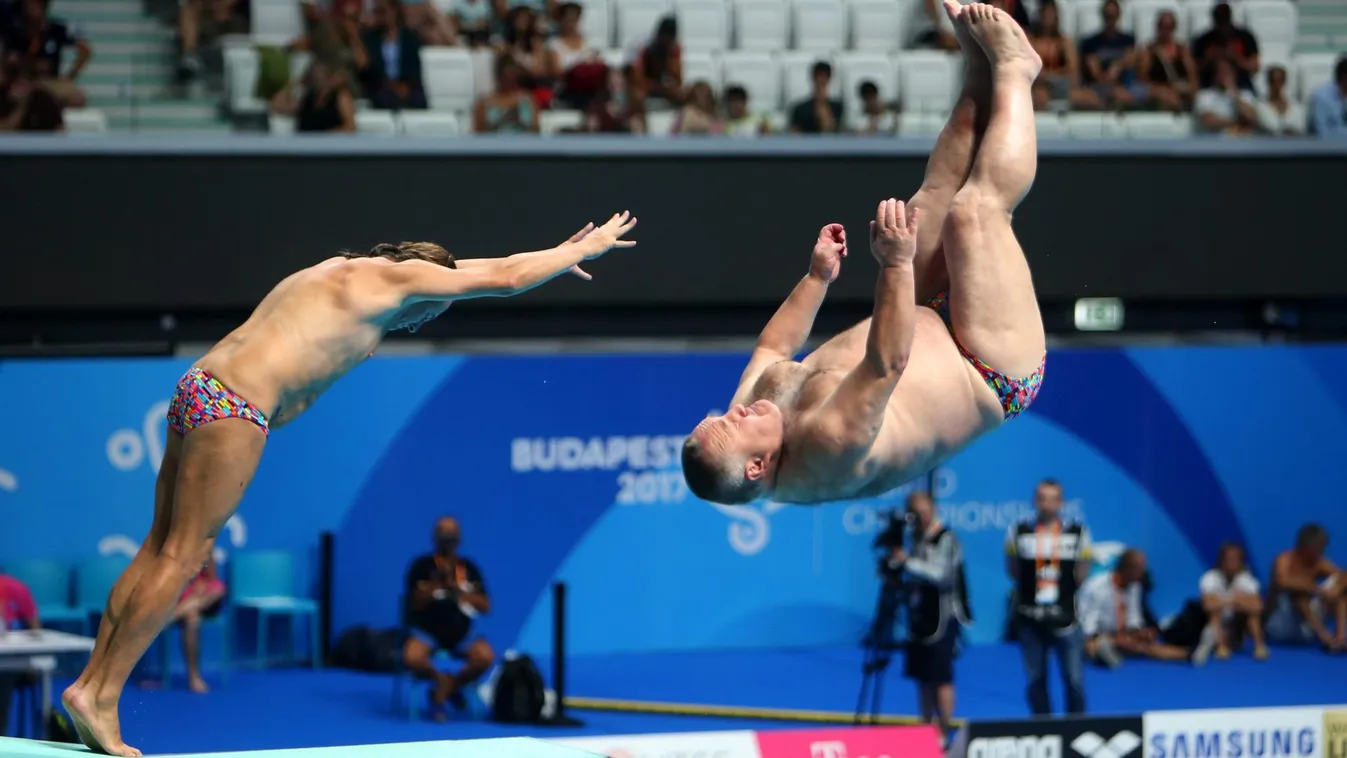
[961,3,1041,81]
[188,675,210,694]
[943,0,991,82]
[62,685,141,757]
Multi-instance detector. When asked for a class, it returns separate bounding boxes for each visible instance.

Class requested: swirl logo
[0,468,17,493]
[710,500,789,556]
[98,514,249,566]
[107,400,172,473]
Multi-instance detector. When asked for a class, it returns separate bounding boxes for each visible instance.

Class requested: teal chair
[75,556,132,635]
[229,550,321,669]
[4,559,84,631]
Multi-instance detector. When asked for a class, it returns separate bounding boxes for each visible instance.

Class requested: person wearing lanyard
[0,572,40,737]
[1079,548,1213,668]
[1006,479,1091,715]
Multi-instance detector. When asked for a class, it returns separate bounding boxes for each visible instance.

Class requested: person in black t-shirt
[1077,0,1146,110]
[788,60,843,134]
[3,0,91,107]
[402,516,496,721]
[1191,3,1259,92]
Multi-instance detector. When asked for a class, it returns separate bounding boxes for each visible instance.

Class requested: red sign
[755,726,943,758]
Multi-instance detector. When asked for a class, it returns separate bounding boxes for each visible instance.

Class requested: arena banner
[1141,706,1328,758]
[2,345,1347,666]
[966,716,1145,758]
[1,152,1345,312]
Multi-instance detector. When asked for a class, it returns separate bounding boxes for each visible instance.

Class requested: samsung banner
[1,346,1346,656]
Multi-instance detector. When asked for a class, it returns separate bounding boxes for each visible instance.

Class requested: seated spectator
[1136,10,1199,113]
[403,517,496,722]
[1255,65,1304,136]
[631,16,683,105]
[789,60,843,134]
[472,54,540,133]
[359,0,428,111]
[496,7,555,107]
[1195,57,1258,135]
[1078,0,1145,111]
[1192,3,1258,92]
[177,0,247,85]
[3,0,89,107]
[292,0,369,99]
[583,64,645,133]
[1193,543,1268,660]
[849,80,896,134]
[493,0,555,28]
[270,60,357,132]
[722,84,764,137]
[0,56,63,132]
[1307,56,1347,139]
[671,80,722,135]
[910,0,957,52]
[1266,523,1347,652]
[1027,1,1092,112]
[167,558,228,694]
[0,571,40,737]
[1079,548,1214,668]
[451,0,494,48]
[549,2,604,109]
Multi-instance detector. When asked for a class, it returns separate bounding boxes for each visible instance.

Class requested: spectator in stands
[1192,3,1259,92]
[1254,65,1304,136]
[549,3,603,109]
[270,60,357,132]
[722,84,764,137]
[472,53,540,132]
[406,1,457,46]
[910,0,958,52]
[0,571,40,737]
[1027,1,1093,112]
[1078,0,1144,111]
[583,63,645,133]
[1080,548,1216,668]
[0,56,63,131]
[496,7,555,107]
[1136,10,1199,113]
[848,80,895,134]
[788,60,843,134]
[166,558,228,694]
[493,0,555,28]
[1195,57,1258,135]
[1307,56,1347,138]
[1266,523,1347,652]
[451,0,494,48]
[631,16,683,105]
[293,0,370,99]
[671,80,722,135]
[359,0,428,110]
[177,0,247,87]
[3,0,88,107]
[1199,543,1269,660]
[1006,479,1090,715]
[403,516,496,722]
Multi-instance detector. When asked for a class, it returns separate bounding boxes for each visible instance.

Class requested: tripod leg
[870,660,887,725]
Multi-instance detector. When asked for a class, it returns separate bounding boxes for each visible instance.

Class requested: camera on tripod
[855,506,918,725]
[874,508,917,581]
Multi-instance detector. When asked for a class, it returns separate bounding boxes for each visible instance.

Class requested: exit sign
[1074,298,1124,331]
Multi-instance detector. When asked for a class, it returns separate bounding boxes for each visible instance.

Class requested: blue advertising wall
[0,346,1344,659]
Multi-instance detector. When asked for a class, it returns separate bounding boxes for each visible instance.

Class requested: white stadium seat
[720,50,782,112]
[250,0,304,46]
[846,0,903,53]
[400,111,463,136]
[268,113,296,135]
[646,110,678,135]
[675,0,731,51]
[601,48,630,68]
[836,52,898,115]
[540,109,586,135]
[420,48,477,113]
[733,0,790,52]
[615,0,672,50]
[1034,111,1068,139]
[355,110,399,136]
[898,50,958,114]
[62,108,108,134]
[1185,0,1217,40]
[779,51,839,107]
[1294,53,1340,102]
[469,47,496,103]
[1064,112,1125,138]
[790,0,846,53]
[224,47,264,116]
[897,111,943,136]
[682,50,725,92]
[578,0,615,49]
[1239,1,1298,58]
[1122,112,1192,138]
[1073,0,1105,39]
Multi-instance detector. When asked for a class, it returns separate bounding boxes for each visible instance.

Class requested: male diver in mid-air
[62,212,638,756]
[682,1,1046,506]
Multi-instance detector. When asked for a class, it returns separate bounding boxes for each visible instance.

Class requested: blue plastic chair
[229,550,321,669]
[3,559,84,631]
[75,556,132,635]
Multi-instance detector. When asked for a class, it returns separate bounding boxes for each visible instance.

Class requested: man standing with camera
[1006,478,1092,715]
[887,491,970,749]
[403,517,497,722]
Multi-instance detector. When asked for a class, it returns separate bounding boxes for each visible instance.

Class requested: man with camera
[403,516,496,722]
[884,491,969,748]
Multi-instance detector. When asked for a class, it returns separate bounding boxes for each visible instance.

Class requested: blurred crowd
[0,0,92,133]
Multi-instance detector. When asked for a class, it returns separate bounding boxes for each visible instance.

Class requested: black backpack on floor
[491,655,547,724]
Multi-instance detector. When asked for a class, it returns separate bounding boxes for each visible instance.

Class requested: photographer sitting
[403,517,496,722]
[885,492,969,749]
[1080,548,1213,668]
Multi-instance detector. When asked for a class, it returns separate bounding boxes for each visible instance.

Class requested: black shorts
[904,624,959,685]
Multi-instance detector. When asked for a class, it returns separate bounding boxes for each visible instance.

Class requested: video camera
[873,508,917,581]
